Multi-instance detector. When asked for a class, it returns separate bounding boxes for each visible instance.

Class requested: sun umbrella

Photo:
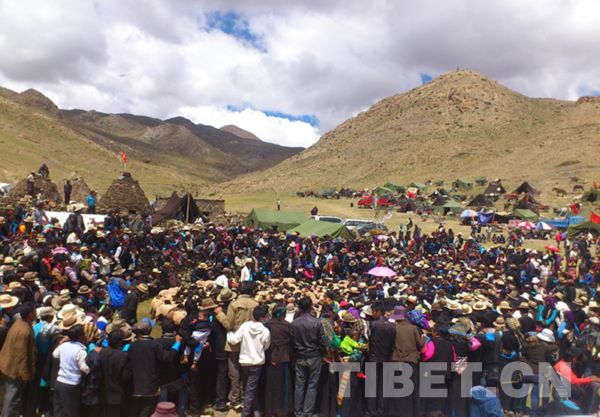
[460,209,478,218]
[536,221,553,231]
[368,266,396,277]
[517,221,536,230]
[544,245,560,253]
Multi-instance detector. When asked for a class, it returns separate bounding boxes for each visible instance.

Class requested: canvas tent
[431,194,449,206]
[513,181,539,195]
[373,187,394,197]
[244,208,307,231]
[433,199,464,216]
[409,182,428,191]
[583,189,600,203]
[484,181,507,196]
[153,192,201,224]
[452,179,473,191]
[289,219,354,239]
[511,208,539,221]
[468,194,494,208]
[568,221,600,237]
[383,183,405,193]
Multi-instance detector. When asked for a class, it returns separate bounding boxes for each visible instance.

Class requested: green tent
[373,186,394,197]
[383,183,405,193]
[433,199,464,215]
[244,208,307,231]
[409,182,428,191]
[511,208,539,221]
[452,179,473,191]
[289,219,355,239]
[568,221,600,237]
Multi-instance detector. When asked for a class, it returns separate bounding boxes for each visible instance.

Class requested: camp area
[288,219,354,239]
[244,208,307,231]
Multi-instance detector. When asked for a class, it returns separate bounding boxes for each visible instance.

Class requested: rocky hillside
[220,125,261,141]
[0,86,303,195]
[215,70,600,195]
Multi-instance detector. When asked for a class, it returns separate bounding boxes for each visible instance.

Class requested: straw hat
[341,312,357,323]
[136,284,149,294]
[446,301,461,311]
[461,304,473,315]
[198,298,219,312]
[22,271,38,282]
[58,314,83,330]
[51,289,71,310]
[493,317,506,329]
[497,301,512,312]
[105,318,133,342]
[0,294,19,309]
[473,301,487,311]
[77,285,92,295]
[7,281,23,291]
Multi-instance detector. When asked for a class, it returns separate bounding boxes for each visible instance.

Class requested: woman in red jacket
[553,347,600,413]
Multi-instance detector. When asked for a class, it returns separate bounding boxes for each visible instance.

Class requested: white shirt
[240,266,251,282]
[53,341,90,385]
[227,321,270,366]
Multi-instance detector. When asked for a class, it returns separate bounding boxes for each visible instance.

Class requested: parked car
[310,215,345,224]
[357,195,392,208]
[344,219,388,234]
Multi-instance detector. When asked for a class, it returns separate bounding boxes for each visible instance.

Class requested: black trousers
[130,396,158,417]
[103,403,124,417]
[215,359,229,409]
[54,381,81,417]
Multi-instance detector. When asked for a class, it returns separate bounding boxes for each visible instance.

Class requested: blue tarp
[478,212,494,225]
[540,216,585,229]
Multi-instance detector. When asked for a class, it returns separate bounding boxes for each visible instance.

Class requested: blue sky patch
[420,72,433,84]
[205,11,265,51]
[576,85,600,97]
[226,104,319,127]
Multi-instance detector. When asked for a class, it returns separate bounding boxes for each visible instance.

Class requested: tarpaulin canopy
[409,182,428,191]
[288,219,355,239]
[383,183,405,193]
[511,208,539,221]
[373,187,394,197]
[244,208,307,231]
[484,181,507,196]
[433,199,464,215]
[568,221,600,237]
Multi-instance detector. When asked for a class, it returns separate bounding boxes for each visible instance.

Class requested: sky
[1,0,599,148]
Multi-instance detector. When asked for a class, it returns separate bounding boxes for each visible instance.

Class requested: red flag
[120,151,128,164]
[591,210,600,224]
[569,202,579,215]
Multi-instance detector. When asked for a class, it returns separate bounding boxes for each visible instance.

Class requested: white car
[311,215,345,224]
[344,218,378,231]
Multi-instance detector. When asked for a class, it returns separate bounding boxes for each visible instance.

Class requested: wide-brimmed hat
[198,262,209,270]
[0,294,19,309]
[136,284,149,294]
[390,305,406,321]
[573,298,585,306]
[341,311,357,323]
[446,301,461,311]
[58,314,83,330]
[105,318,133,341]
[7,281,23,291]
[22,271,38,282]
[497,301,512,312]
[78,285,92,295]
[198,298,219,312]
[517,301,530,309]
[493,317,506,328]
[217,288,237,303]
[57,303,82,320]
[349,286,360,295]
[3,257,14,265]
[536,328,556,343]
[112,266,125,276]
[472,301,487,311]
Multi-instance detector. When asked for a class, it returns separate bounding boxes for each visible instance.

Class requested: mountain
[214,70,600,195]
[0,86,303,195]
[220,125,261,141]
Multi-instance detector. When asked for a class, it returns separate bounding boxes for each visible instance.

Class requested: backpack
[108,278,126,309]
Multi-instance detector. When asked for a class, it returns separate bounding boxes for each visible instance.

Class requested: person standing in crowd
[121,283,148,325]
[86,191,97,214]
[291,296,327,417]
[99,329,131,417]
[264,303,293,416]
[52,322,91,417]
[127,320,182,417]
[215,281,258,411]
[64,180,72,205]
[0,302,37,417]
[227,304,271,417]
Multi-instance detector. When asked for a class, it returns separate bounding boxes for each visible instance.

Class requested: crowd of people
[0,199,599,417]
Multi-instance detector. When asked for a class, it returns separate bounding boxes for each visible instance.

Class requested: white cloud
[178,105,320,148]
[1,0,600,148]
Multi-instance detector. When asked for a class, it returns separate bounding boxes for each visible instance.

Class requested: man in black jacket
[99,330,131,417]
[128,320,181,417]
[121,284,148,325]
[158,318,187,417]
[366,301,396,417]
[290,297,327,417]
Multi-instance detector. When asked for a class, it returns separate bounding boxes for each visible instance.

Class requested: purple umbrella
[368,266,396,277]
